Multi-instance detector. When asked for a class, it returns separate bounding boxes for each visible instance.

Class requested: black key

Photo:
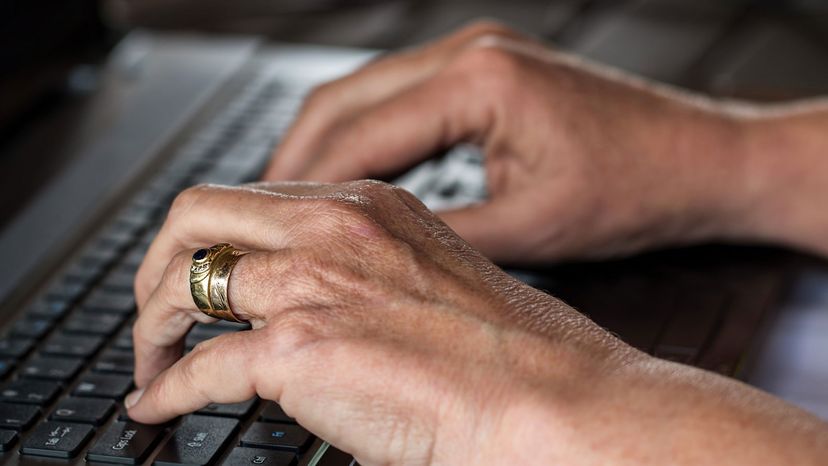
[87,421,165,465]
[197,399,256,418]
[46,278,89,302]
[185,333,211,350]
[0,402,40,430]
[21,356,84,382]
[189,324,231,340]
[42,333,104,358]
[94,349,135,374]
[21,421,94,458]
[116,403,132,422]
[0,429,17,451]
[74,373,133,399]
[211,320,251,332]
[11,317,54,339]
[191,321,249,336]
[221,447,296,466]
[315,446,356,466]
[101,270,137,294]
[63,311,126,336]
[115,205,157,232]
[112,327,134,351]
[80,245,122,268]
[0,430,17,451]
[0,359,15,379]
[63,259,108,285]
[240,423,313,453]
[258,403,295,424]
[154,415,239,466]
[27,299,71,320]
[83,290,135,314]
[655,288,727,362]
[0,337,35,359]
[122,247,148,270]
[0,380,60,405]
[51,397,115,425]
[97,227,137,250]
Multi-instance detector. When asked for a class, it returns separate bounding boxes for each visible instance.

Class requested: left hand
[129,180,633,464]
[129,181,828,465]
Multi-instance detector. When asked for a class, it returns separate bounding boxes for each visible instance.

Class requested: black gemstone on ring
[192,249,209,261]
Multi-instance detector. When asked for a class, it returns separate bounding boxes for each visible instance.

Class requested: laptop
[0,1,825,465]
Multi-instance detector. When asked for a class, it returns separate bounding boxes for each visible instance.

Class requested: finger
[264,21,526,181]
[437,198,531,263]
[295,70,491,182]
[135,184,310,308]
[133,248,294,388]
[127,330,265,424]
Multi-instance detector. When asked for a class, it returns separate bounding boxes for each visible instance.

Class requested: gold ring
[189,243,247,322]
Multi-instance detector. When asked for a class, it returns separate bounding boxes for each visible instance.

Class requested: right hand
[263,21,758,264]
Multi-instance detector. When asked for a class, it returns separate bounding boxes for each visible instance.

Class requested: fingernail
[125,388,145,409]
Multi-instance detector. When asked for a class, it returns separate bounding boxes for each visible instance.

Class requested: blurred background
[1,0,827,223]
[4,0,828,138]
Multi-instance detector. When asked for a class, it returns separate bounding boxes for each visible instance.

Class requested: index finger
[263,20,526,181]
[294,65,491,182]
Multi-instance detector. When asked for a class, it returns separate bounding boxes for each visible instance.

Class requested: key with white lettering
[154,415,239,466]
[21,421,94,458]
[86,421,165,465]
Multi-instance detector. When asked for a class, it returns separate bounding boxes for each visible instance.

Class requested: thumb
[438,197,530,263]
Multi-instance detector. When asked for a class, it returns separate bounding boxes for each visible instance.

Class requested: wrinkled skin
[129,182,827,465]
[128,21,828,466]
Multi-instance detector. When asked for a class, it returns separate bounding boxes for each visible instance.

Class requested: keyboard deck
[0,72,329,466]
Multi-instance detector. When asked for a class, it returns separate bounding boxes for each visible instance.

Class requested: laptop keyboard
[0,73,327,465]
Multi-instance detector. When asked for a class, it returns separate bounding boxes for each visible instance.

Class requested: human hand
[263,21,759,263]
[128,180,634,464]
[129,181,828,465]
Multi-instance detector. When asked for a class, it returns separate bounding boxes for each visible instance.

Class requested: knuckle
[310,193,392,239]
[449,45,525,101]
[309,198,362,229]
[168,184,213,222]
[454,44,521,82]
[302,82,337,113]
[458,19,514,41]
[347,179,396,197]
[267,314,320,355]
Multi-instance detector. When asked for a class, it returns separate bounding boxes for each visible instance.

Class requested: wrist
[634,98,755,248]
[719,104,828,254]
